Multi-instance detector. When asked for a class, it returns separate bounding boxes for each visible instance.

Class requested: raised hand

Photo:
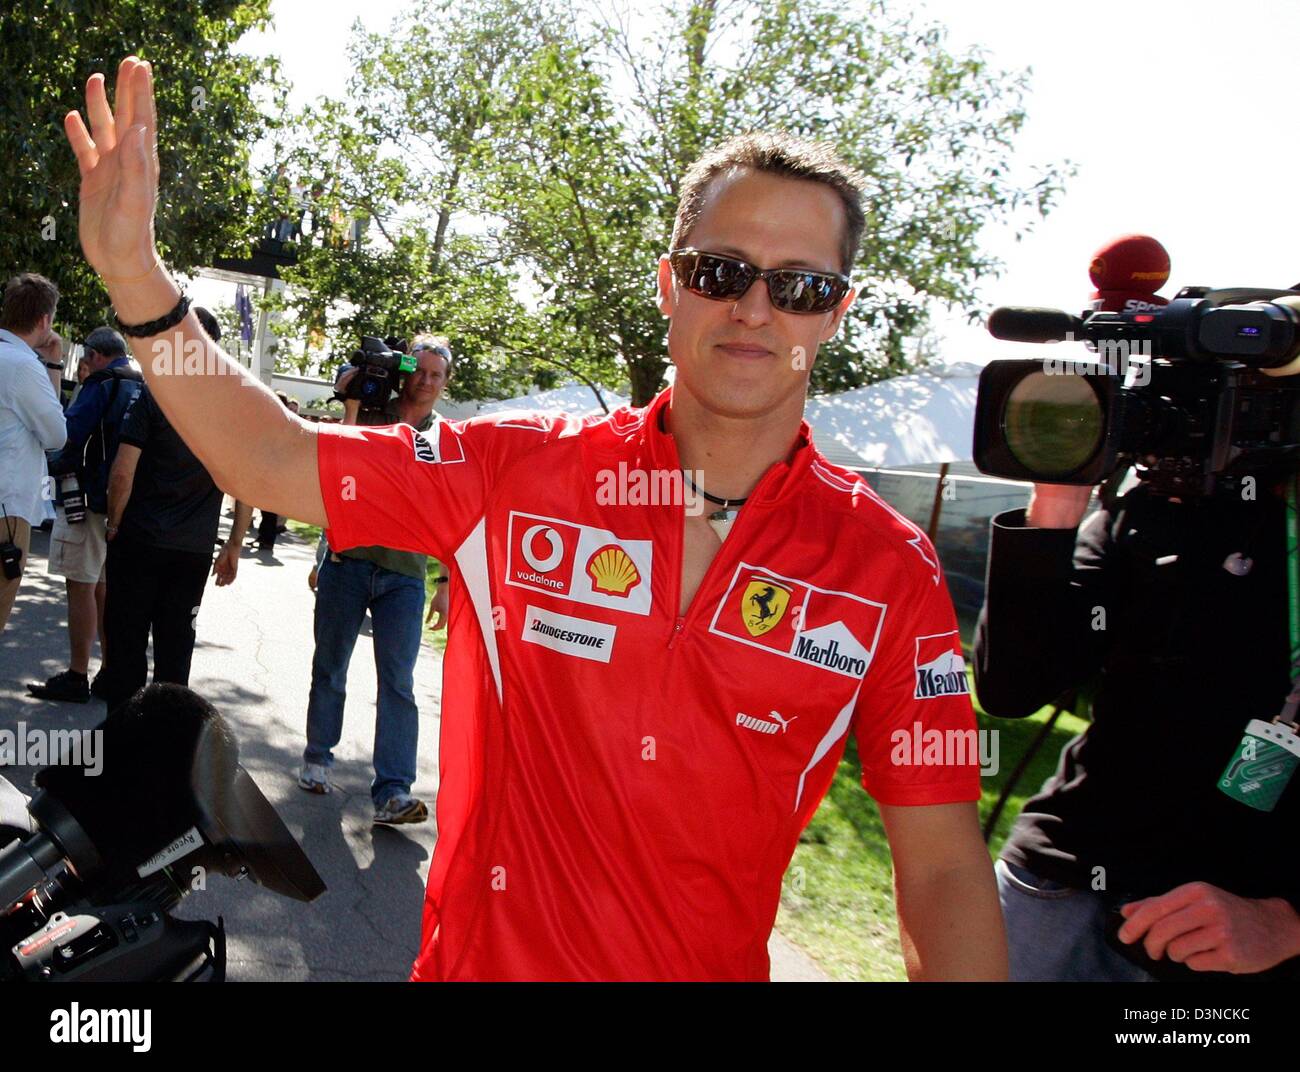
[63,57,161,281]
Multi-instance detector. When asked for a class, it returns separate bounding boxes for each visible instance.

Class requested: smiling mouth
[715,342,772,358]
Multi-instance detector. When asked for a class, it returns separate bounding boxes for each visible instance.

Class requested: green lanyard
[1281,476,1300,727]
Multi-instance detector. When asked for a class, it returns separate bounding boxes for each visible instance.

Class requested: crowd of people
[0,270,450,826]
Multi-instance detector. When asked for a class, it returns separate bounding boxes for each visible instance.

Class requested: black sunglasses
[669,248,850,315]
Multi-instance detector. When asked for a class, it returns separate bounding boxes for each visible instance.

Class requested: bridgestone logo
[794,636,867,676]
[521,605,616,663]
[530,619,606,648]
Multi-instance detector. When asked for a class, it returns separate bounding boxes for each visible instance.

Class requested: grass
[285,520,448,651]
[773,686,1088,981]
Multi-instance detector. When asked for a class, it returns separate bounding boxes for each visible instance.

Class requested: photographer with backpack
[28,326,142,703]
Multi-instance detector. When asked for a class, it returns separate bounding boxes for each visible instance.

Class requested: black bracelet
[114,293,191,338]
[435,575,449,584]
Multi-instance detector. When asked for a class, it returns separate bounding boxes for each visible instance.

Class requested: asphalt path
[0,511,828,982]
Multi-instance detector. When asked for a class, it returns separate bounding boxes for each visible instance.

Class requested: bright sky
[220,0,1300,365]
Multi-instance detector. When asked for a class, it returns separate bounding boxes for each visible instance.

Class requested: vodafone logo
[521,524,565,573]
[505,511,653,615]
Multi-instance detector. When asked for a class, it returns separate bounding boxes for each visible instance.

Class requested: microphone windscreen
[988,306,1080,343]
[34,684,240,878]
[1089,234,1171,311]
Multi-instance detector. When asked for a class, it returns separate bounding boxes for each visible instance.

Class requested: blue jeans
[304,554,425,806]
[996,858,1157,982]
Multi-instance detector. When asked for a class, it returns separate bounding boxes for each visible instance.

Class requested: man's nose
[730,277,774,328]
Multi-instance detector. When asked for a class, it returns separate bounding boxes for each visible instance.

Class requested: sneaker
[297,762,333,795]
[89,670,110,700]
[373,792,428,825]
[26,670,90,704]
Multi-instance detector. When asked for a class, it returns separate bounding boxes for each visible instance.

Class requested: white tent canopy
[803,361,982,470]
[475,382,628,418]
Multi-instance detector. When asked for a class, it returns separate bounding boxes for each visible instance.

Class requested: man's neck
[667,385,805,501]
[1,327,39,352]
[397,397,436,427]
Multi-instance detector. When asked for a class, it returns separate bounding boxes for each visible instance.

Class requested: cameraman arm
[332,365,361,426]
[973,484,1113,718]
[65,60,325,528]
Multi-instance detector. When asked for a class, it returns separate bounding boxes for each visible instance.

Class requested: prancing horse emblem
[742,578,791,637]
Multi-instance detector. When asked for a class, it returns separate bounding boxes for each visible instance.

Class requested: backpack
[70,366,145,513]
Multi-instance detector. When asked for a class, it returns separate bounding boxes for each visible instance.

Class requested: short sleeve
[117,389,155,448]
[10,354,67,451]
[316,414,560,562]
[853,559,982,807]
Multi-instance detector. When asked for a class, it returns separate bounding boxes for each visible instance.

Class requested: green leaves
[0,0,283,332]
[21,0,1066,407]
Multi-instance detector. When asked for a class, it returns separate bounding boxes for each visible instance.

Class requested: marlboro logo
[913,631,971,699]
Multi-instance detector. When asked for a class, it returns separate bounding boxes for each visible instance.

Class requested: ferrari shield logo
[743,578,791,637]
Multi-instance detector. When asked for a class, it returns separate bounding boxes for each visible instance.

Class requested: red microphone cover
[1088,234,1171,312]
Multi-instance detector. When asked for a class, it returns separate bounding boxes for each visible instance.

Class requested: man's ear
[655,255,675,318]
[819,286,857,344]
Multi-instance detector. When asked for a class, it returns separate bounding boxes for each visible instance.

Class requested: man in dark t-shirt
[974,478,1300,980]
[102,355,252,712]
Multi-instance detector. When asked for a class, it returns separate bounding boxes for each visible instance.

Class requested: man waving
[65,57,1005,981]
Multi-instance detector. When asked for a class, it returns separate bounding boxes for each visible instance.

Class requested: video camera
[973,287,1300,497]
[336,336,416,417]
[0,685,324,981]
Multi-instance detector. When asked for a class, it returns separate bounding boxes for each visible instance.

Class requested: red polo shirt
[317,387,979,981]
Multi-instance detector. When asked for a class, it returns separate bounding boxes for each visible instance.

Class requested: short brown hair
[0,273,59,333]
[671,133,866,275]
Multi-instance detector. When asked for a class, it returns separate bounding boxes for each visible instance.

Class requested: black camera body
[974,286,1300,497]
[337,336,416,417]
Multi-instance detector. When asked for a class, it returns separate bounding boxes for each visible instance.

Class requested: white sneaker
[373,792,428,825]
[298,762,332,794]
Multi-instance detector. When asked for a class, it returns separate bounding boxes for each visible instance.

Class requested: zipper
[666,462,785,650]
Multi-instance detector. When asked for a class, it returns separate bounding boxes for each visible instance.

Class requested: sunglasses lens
[769,271,844,314]
[678,252,753,300]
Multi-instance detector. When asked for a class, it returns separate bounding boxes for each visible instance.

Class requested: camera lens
[1002,371,1103,479]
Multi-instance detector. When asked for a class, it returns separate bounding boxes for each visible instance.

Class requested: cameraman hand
[1119,881,1300,974]
[426,581,448,630]
[335,366,358,396]
[1025,483,1094,529]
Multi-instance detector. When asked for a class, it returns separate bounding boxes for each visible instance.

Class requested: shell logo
[585,544,641,597]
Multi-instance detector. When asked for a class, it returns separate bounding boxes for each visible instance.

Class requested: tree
[484,0,1070,401]
[0,0,285,333]
[274,0,1067,406]
[266,4,551,401]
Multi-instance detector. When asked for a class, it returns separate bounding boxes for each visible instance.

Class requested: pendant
[708,508,738,541]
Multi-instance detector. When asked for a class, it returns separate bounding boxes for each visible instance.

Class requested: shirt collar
[0,329,38,360]
[639,385,817,506]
